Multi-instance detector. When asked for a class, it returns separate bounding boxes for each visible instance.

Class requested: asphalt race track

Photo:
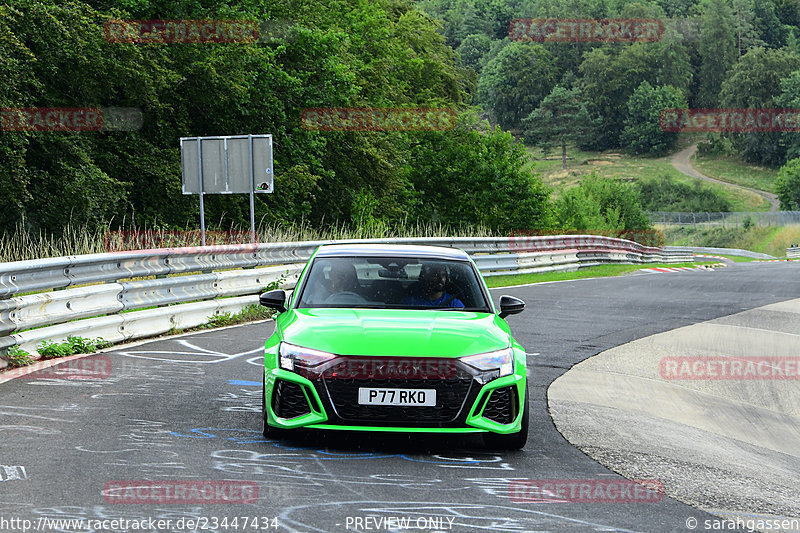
[2,262,799,533]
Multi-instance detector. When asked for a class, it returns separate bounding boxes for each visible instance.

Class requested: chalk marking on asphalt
[117,342,263,364]
[228,379,261,386]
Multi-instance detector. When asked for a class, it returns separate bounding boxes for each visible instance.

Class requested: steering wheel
[324,291,367,304]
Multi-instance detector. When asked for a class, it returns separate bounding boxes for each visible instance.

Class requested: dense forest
[2,0,800,240]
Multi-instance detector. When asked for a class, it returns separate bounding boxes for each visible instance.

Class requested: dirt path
[670,144,779,212]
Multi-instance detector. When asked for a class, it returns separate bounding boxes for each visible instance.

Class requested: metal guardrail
[788,247,800,259]
[666,246,775,260]
[649,211,800,228]
[0,236,690,365]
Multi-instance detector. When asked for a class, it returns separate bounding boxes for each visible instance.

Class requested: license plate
[358,388,436,407]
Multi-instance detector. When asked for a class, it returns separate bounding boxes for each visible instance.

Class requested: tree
[522,86,596,169]
[1,0,483,237]
[480,0,515,40]
[733,0,764,56]
[0,0,171,233]
[0,5,38,231]
[719,47,799,165]
[719,47,799,108]
[402,112,552,233]
[477,42,558,130]
[775,70,800,162]
[440,0,493,49]
[753,0,787,47]
[775,158,800,210]
[647,25,693,94]
[656,0,699,17]
[456,33,492,74]
[577,29,692,149]
[698,0,737,107]
[621,81,687,155]
[774,0,800,28]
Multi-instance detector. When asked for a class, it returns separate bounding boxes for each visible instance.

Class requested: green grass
[663,225,800,258]
[525,143,769,211]
[692,154,779,194]
[484,261,711,288]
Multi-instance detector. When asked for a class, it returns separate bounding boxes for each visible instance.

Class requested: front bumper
[264,361,526,435]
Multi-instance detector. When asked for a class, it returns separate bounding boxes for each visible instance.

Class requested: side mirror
[259,289,287,313]
[498,295,525,319]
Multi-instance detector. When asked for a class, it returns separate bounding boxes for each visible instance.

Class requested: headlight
[279,342,336,372]
[460,348,514,380]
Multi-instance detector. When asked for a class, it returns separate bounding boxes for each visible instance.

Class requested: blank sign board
[181,134,273,194]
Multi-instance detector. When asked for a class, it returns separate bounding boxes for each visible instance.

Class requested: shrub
[37,336,107,359]
[637,175,732,212]
[4,346,34,368]
[776,158,800,210]
[555,174,650,232]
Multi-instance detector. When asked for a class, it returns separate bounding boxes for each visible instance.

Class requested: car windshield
[296,256,491,311]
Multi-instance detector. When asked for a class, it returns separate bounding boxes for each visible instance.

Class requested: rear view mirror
[499,295,525,318]
[259,289,287,312]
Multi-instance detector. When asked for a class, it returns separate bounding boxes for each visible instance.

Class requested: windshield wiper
[435,307,489,312]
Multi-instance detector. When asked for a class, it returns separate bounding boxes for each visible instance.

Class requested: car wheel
[483,386,528,450]
[262,376,282,439]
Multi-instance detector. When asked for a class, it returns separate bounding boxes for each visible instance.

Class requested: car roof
[314,243,471,261]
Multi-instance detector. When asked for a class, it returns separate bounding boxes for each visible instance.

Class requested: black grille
[482,386,517,424]
[272,380,311,419]
[321,374,474,424]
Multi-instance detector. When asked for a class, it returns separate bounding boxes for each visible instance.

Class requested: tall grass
[0,223,109,263]
[0,220,497,263]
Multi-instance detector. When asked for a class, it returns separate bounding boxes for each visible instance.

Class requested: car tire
[262,376,282,439]
[483,386,529,450]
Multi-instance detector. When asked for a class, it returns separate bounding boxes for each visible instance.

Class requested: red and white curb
[640,263,725,273]
[695,253,800,263]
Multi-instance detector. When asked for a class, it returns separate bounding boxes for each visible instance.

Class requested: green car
[259,244,528,449]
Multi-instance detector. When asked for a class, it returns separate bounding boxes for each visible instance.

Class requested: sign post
[180,134,273,245]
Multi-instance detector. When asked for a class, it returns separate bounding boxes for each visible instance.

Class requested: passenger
[404,263,465,308]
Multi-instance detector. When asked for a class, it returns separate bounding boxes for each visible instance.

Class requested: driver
[404,263,465,308]
[328,262,360,294]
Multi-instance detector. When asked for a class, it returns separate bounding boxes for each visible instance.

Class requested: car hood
[278,308,511,357]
